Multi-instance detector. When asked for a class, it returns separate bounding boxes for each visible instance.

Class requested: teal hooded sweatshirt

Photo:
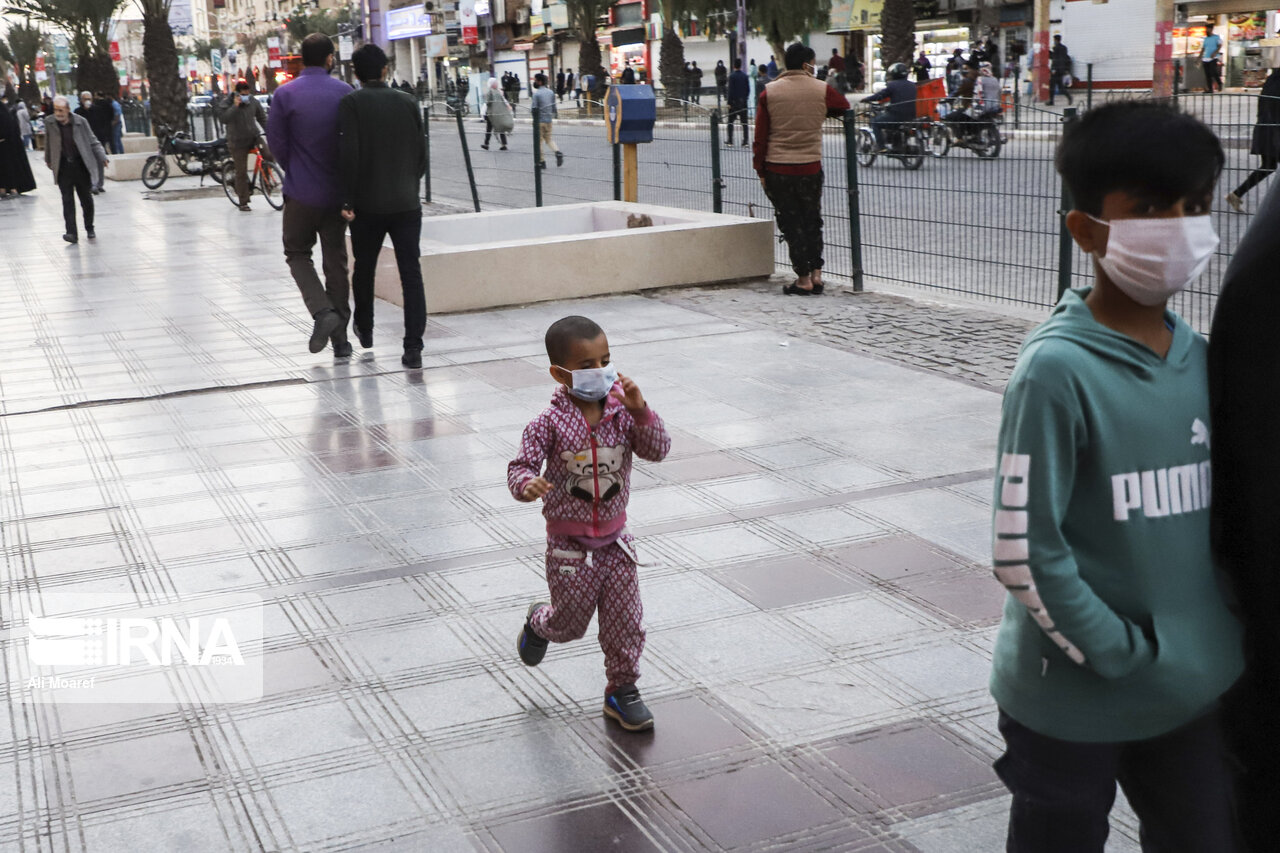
[990,288,1242,743]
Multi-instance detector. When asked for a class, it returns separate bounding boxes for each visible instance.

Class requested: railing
[411,89,1280,335]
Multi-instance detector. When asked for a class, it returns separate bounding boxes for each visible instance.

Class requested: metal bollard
[842,111,865,292]
[533,105,543,207]
[1056,108,1079,300]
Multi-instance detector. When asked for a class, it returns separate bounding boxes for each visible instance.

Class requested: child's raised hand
[611,373,646,413]
[520,476,553,501]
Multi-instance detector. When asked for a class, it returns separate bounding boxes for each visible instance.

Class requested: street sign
[267,36,281,68]
[110,41,121,61]
[227,48,238,71]
[212,49,223,76]
[339,35,354,61]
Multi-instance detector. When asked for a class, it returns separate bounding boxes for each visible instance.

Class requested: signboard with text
[169,0,193,36]
[55,38,71,74]
[386,4,432,40]
[212,49,223,76]
[267,36,281,68]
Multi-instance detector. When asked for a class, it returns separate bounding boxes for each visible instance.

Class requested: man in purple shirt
[266,33,354,357]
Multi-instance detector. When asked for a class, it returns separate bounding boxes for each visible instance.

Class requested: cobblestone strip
[652,280,1040,391]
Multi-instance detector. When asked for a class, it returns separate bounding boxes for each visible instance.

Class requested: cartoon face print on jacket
[561,444,627,502]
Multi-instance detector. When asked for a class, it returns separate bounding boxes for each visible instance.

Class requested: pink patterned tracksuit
[508,384,671,693]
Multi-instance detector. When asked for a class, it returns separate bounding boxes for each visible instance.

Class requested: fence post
[422,106,432,204]
[710,110,723,214]
[842,111,865,293]
[533,105,543,207]
[1086,63,1093,111]
[455,108,480,212]
[612,141,622,201]
[1057,107,1078,301]
[1013,67,1021,130]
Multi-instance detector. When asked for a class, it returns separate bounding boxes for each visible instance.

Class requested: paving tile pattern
[0,174,1143,850]
[654,280,1039,390]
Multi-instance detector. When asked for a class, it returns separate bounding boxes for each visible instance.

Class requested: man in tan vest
[753,43,850,295]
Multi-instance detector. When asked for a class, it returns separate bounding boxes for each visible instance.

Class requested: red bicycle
[221,139,284,210]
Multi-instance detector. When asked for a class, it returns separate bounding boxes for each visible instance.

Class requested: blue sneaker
[604,684,654,732]
[517,601,549,666]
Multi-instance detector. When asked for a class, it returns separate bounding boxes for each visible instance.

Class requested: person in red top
[754,43,850,295]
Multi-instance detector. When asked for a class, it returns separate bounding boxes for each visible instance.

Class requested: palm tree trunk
[879,0,916,69]
[76,52,119,96]
[659,26,685,105]
[143,11,189,134]
[579,36,605,99]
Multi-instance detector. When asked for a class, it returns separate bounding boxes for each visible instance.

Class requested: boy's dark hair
[1057,100,1223,216]
[234,80,250,92]
[784,43,815,71]
[733,58,742,70]
[301,33,335,67]
[545,316,604,365]
[352,44,388,83]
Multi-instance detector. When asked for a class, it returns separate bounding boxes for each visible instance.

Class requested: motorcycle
[854,105,927,170]
[931,101,1004,159]
[141,123,229,190]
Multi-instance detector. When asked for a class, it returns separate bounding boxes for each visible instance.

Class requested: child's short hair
[1056,101,1223,216]
[545,316,604,366]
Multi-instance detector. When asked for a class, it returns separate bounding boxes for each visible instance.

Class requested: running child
[508,315,671,731]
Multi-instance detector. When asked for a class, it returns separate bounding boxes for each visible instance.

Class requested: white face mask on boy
[559,364,619,401]
[1087,214,1219,307]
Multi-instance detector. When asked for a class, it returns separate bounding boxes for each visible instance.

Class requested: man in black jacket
[340,43,428,369]
[1209,178,1280,853]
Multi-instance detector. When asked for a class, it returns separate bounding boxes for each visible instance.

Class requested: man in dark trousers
[1210,181,1280,853]
[1049,34,1073,105]
[714,60,728,102]
[754,43,849,296]
[218,79,269,211]
[340,43,428,370]
[266,32,354,357]
[74,91,111,192]
[725,58,750,146]
[45,95,108,243]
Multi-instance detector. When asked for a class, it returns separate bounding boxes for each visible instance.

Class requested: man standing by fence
[753,43,849,296]
[340,43,427,370]
[267,32,354,357]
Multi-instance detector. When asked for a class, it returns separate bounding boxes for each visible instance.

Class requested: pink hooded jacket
[508,384,671,540]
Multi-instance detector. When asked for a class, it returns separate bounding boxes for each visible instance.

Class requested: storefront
[871,25,969,84]
[1174,4,1277,90]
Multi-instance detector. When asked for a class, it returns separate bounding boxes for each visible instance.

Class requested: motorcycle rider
[862,62,917,152]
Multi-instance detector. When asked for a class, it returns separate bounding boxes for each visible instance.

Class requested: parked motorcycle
[141,123,228,190]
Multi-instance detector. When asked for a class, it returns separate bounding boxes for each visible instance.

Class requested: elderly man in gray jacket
[45,95,108,244]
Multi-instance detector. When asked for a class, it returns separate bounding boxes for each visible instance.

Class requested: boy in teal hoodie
[990,101,1243,851]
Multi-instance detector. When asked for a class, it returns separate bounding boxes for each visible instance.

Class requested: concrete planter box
[371,201,774,314]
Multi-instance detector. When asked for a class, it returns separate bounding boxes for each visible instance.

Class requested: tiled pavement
[0,166,1140,851]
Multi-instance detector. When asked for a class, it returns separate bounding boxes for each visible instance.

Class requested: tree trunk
[76,53,119,96]
[879,0,916,68]
[659,27,685,105]
[143,12,190,134]
[579,36,606,99]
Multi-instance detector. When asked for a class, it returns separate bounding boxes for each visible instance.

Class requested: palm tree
[138,0,189,133]
[7,0,126,94]
[564,0,607,100]
[879,0,916,68]
[659,0,686,105]
[1,19,46,102]
[747,0,832,62]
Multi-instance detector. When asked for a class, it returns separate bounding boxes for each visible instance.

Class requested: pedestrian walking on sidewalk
[1226,67,1280,212]
[509,315,671,733]
[753,43,850,296]
[1210,93,1280,853]
[531,73,562,168]
[555,70,566,101]
[266,32,354,358]
[0,87,37,197]
[992,101,1241,853]
[44,95,107,243]
[725,59,750,146]
[1048,35,1073,106]
[481,78,513,150]
[340,43,428,370]
[714,60,728,102]
[218,80,270,211]
[108,94,123,154]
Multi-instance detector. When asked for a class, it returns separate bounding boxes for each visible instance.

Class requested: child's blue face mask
[563,364,618,401]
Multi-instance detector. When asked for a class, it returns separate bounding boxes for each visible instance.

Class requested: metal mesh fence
[412,88,1277,335]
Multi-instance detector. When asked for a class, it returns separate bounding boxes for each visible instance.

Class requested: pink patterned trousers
[530,533,645,694]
